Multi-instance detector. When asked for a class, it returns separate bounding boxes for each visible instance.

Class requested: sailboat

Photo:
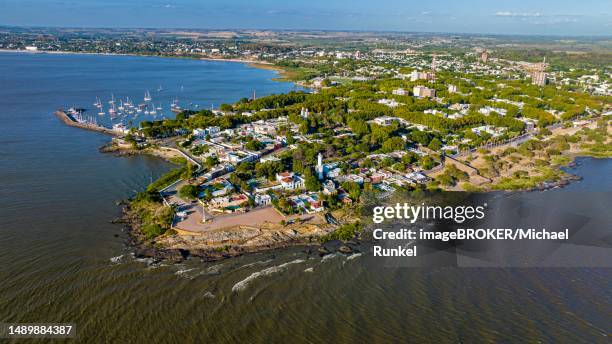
[156,103,162,110]
[157,85,163,92]
[98,106,105,116]
[109,102,117,117]
[93,97,102,108]
[108,94,115,104]
[118,99,125,111]
[144,90,151,102]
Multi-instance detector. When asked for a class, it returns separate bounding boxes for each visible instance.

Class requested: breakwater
[54,110,121,136]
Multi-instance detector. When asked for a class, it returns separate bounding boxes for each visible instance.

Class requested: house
[289,193,324,213]
[276,172,305,190]
[254,194,272,206]
[471,125,506,137]
[377,99,401,107]
[326,167,342,179]
[478,106,507,116]
[193,126,220,138]
[392,88,409,96]
[210,194,249,209]
[323,180,337,195]
[371,116,399,126]
[206,178,234,198]
[406,172,429,184]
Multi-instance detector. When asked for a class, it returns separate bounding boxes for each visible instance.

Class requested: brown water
[0,52,610,343]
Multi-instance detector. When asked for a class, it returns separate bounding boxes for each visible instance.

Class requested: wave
[321,253,339,262]
[346,253,362,260]
[175,268,196,276]
[240,258,274,269]
[232,259,305,292]
[304,267,314,273]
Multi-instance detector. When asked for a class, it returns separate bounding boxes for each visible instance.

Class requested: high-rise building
[532,57,548,86]
[532,71,547,86]
[481,50,489,63]
[413,86,436,98]
[410,71,433,82]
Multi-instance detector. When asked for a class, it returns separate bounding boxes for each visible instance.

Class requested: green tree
[428,138,443,151]
[179,184,198,200]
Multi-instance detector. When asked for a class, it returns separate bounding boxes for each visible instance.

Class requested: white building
[254,194,272,206]
[378,99,401,107]
[392,88,409,96]
[371,116,399,126]
[193,126,221,138]
[276,172,305,190]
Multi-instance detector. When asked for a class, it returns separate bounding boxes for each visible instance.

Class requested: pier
[54,110,122,136]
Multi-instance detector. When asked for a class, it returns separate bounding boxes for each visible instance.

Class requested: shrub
[179,184,198,200]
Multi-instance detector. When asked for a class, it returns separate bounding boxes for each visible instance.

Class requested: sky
[0,0,610,36]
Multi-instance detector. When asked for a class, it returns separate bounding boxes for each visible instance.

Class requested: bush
[320,223,362,242]
[179,184,198,200]
[142,224,165,239]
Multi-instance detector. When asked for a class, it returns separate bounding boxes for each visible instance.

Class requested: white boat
[157,85,163,92]
[112,123,129,134]
[93,97,102,108]
[108,94,115,104]
[144,90,151,102]
[156,103,162,110]
[118,100,125,111]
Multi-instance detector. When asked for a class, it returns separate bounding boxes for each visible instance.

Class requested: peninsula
[41,28,610,261]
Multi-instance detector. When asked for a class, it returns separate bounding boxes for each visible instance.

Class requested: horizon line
[1,24,611,39]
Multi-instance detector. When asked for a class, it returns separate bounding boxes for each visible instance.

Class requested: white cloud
[495,11,542,17]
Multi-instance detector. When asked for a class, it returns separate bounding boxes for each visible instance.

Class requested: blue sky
[1,0,610,36]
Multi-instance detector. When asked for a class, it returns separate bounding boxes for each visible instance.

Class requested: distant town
[10,26,608,255]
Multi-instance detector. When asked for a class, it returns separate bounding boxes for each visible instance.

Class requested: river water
[0,52,610,343]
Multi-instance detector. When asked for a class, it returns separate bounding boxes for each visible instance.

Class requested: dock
[54,110,122,136]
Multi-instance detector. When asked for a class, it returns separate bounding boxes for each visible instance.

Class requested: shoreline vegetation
[432,119,612,192]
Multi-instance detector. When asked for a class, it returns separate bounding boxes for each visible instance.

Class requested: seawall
[54,110,121,136]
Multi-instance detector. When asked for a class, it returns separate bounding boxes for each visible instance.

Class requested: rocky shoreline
[118,202,359,264]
